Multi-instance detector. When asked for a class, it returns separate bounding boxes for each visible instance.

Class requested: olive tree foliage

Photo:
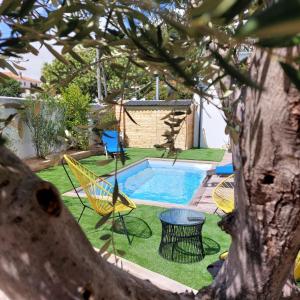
[42,47,99,97]
[0,0,300,299]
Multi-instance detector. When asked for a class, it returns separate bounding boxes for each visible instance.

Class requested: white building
[2,71,41,95]
[193,87,228,149]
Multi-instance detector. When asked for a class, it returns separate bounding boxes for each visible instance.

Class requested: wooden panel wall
[118,105,194,150]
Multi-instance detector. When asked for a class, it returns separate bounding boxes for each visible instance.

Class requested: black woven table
[159,208,205,263]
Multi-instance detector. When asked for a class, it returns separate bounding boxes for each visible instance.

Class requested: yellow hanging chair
[219,250,300,281]
[62,155,136,244]
[295,252,300,281]
[213,174,300,282]
[212,174,235,214]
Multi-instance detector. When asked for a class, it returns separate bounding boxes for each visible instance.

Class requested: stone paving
[190,151,232,214]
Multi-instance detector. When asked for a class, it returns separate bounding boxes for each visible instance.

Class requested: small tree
[42,48,98,97]
[61,84,90,150]
[24,95,65,158]
[0,78,21,97]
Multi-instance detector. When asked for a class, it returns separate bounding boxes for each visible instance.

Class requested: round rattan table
[159,208,205,263]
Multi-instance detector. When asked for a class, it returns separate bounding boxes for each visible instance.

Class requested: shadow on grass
[202,236,220,255]
[112,216,152,239]
[82,153,131,166]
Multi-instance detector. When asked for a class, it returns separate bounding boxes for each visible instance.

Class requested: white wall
[0,96,36,159]
[193,88,228,149]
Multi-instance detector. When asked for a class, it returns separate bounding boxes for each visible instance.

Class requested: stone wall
[119,105,194,150]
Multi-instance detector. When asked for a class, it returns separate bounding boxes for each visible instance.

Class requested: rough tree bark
[198,48,300,299]
[0,146,194,300]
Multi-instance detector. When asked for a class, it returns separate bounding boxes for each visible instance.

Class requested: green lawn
[38,147,225,194]
[63,197,231,290]
[37,147,229,290]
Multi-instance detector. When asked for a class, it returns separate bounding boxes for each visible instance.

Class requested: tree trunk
[198,48,300,299]
[0,145,194,300]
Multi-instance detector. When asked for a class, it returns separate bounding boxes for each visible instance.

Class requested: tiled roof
[125,100,192,107]
[2,72,41,83]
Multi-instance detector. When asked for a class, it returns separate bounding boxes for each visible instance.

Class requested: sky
[1,23,57,80]
[15,43,58,80]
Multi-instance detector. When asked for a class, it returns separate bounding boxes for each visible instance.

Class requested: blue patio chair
[215,163,234,176]
[102,130,125,158]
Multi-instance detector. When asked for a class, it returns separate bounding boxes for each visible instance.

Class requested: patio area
[36,147,231,290]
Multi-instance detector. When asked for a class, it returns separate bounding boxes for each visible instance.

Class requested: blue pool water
[105,159,211,205]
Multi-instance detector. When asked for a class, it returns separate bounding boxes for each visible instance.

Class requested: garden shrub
[61,84,90,150]
[23,95,65,158]
[0,78,22,97]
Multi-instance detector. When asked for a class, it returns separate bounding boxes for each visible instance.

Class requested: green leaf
[103,89,122,104]
[4,113,17,127]
[99,239,111,254]
[95,212,112,229]
[157,25,163,48]
[220,0,252,23]
[97,159,114,166]
[212,50,262,90]
[27,44,39,56]
[173,111,186,116]
[190,0,239,21]
[17,117,24,139]
[124,108,139,125]
[112,179,119,205]
[119,143,126,166]
[238,0,300,39]
[0,60,18,75]
[69,49,86,64]
[100,234,111,241]
[258,35,300,48]
[227,125,239,144]
[280,62,300,91]
[116,249,126,257]
[118,192,130,207]
[102,252,112,260]
[0,136,6,146]
[19,0,36,17]
[44,43,69,65]
[160,112,172,120]
[12,62,26,71]
[0,0,16,15]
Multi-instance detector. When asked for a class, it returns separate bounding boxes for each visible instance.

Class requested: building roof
[125,100,192,107]
[2,72,41,83]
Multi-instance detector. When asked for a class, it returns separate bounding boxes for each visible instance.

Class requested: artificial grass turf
[38,147,225,194]
[37,147,228,289]
[177,148,225,162]
[63,196,231,290]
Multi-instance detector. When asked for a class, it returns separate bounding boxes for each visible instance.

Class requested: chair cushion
[215,163,233,175]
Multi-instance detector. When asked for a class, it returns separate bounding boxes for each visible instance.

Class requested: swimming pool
[105,159,211,205]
